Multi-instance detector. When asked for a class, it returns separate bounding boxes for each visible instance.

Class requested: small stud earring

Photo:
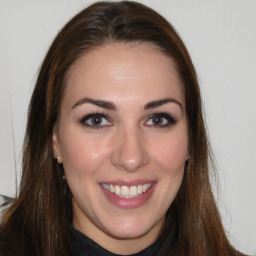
[56,156,61,164]
[63,175,66,180]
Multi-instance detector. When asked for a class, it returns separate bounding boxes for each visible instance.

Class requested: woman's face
[53,43,188,253]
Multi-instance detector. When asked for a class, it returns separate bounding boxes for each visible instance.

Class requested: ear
[185,151,190,162]
[52,129,62,163]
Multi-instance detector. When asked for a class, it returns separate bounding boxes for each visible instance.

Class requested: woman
[0,1,247,256]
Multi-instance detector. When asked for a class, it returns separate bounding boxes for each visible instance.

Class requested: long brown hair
[0,1,244,256]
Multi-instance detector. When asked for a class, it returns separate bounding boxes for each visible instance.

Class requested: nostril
[111,144,149,172]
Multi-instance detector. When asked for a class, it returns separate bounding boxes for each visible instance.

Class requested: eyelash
[145,113,177,127]
[79,112,177,129]
[79,112,110,129]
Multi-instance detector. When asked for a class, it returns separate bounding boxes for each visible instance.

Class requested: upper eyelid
[80,113,110,123]
[148,112,171,117]
[147,112,176,119]
[79,112,177,125]
[147,113,176,122]
[147,103,182,115]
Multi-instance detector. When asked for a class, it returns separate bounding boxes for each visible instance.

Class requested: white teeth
[109,184,115,193]
[130,186,137,197]
[102,183,152,198]
[115,185,120,196]
[142,184,151,192]
[102,183,108,189]
[137,184,143,195]
[121,186,129,196]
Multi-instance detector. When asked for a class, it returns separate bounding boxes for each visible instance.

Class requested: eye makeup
[79,112,112,129]
[78,111,177,130]
[145,112,177,128]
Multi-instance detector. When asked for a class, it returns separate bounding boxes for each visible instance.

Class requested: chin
[102,217,159,240]
[107,227,149,240]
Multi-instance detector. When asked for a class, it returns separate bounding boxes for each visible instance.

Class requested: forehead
[63,43,185,108]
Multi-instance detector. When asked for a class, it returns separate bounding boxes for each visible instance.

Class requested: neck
[73,217,165,255]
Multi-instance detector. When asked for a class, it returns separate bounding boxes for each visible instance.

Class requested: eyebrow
[72,98,116,110]
[144,98,183,110]
[72,97,183,111]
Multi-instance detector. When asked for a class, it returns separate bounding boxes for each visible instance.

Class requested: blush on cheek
[158,146,187,166]
[61,136,109,176]
[156,147,187,177]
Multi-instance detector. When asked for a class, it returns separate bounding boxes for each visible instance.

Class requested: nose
[111,127,149,172]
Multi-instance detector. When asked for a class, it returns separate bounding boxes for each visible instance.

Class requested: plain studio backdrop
[0,0,255,255]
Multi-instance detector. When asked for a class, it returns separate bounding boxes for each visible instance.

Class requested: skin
[53,43,188,254]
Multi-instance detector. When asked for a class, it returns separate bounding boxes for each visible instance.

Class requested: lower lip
[100,183,156,209]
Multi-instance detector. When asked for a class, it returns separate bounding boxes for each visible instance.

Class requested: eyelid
[79,112,112,128]
[79,112,177,129]
[145,112,177,127]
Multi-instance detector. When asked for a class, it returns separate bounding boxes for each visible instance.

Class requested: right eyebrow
[72,97,116,110]
[144,98,183,111]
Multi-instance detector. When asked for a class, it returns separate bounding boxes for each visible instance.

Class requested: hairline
[58,40,185,125]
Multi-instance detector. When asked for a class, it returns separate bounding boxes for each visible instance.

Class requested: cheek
[151,131,188,172]
[59,130,109,176]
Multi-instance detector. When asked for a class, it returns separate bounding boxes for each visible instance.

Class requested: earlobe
[185,152,190,162]
[56,156,62,164]
[52,131,62,163]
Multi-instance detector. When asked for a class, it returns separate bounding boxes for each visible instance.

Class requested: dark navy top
[71,227,163,256]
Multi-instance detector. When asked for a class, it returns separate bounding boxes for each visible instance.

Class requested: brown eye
[90,116,103,125]
[80,113,111,128]
[145,113,177,127]
[152,116,165,125]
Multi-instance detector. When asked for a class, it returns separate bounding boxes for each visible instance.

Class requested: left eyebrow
[144,98,183,110]
[72,97,183,111]
[72,97,116,110]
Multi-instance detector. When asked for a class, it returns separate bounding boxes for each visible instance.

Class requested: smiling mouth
[102,183,152,198]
